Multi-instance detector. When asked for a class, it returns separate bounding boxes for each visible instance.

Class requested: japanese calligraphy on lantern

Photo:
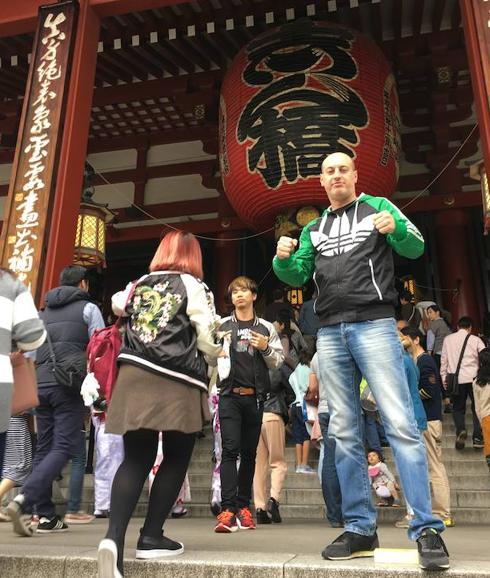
[220,20,400,229]
[0,2,78,298]
[237,21,368,189]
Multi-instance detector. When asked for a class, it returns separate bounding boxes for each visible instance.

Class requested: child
[367,449,400,506]
[473,348,490,473]
[288,341,316,474]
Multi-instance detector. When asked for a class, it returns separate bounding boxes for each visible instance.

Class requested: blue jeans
[67,429,87,513]
[318,412,343,526]
[363,410,382,454]
[316,319,444,541]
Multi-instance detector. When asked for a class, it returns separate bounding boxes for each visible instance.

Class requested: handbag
[10,352,39,415]
[446,334,470,397]
[45,331,87,393]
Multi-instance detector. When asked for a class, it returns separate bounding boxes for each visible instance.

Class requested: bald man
[273,153,449,571]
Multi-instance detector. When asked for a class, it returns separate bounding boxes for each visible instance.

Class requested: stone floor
[0,518,489,577]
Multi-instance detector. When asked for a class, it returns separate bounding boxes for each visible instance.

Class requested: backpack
[86,281,136,404]
[86,324,122,404]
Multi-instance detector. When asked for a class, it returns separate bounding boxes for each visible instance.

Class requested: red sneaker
[236,507,256,530]
[214,510,238,533]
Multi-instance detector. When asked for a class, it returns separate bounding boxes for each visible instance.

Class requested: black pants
[434,354,449,400]
[219,394,263,511]
[22,386,85,517]
[452,382,483,440]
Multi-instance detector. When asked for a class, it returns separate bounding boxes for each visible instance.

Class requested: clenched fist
[373,210,395,235]
[276,236,298,260]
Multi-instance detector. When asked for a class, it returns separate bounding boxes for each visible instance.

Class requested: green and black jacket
[273,193,424,326]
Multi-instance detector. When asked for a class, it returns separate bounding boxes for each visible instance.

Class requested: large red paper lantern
[219,19,400,230]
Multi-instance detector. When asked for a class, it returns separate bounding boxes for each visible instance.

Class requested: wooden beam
[91,159,216,187]
[115,197,220,222]
[90,0,185,19]
[92,71,221,106]
[87,124,218,152]
[432,0,447,33]
[0,0,186,36]
[396,191,482,214]
[106,216,246,242]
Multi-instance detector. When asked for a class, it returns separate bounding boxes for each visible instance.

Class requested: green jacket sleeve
[364,195,424,259]
[272,220,317,287]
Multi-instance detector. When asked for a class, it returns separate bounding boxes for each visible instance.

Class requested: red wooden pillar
[460,1,490,175]
[434,210,483,328]
[40,0,100,297]
[214,231,241,315]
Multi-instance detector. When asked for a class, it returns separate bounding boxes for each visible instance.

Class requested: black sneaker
[135,532,184,559]
[322,531,379,560]
[6,495,33,537]
[455,430,467,450]
[473,437,484,449]
[36,515,68,533]
[417,528,450,571]
[267,497,282,523]
[256,508,272,524]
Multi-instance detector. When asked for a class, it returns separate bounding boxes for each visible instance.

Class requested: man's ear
[252,292,257,302]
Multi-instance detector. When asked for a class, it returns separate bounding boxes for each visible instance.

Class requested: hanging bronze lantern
[73,162,114,267]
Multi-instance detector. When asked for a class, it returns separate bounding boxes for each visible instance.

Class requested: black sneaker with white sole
[135,532,184,559]
[322,531,379,560]
[417,528,450,571]
[6,496,33,537]
[36,515,68,533]
[98,538,123,578]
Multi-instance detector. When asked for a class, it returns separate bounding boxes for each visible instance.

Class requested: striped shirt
[0,271,46,432]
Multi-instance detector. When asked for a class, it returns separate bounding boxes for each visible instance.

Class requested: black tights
[105,429,195,574]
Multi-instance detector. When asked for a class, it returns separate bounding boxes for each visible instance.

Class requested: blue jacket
[403,352,427,431]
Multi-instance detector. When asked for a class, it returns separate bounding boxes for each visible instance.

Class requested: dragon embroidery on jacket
[131,282,183,343]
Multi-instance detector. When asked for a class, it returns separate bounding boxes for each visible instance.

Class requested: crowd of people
[1,152,490,578]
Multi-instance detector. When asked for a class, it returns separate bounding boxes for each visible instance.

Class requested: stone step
[2,519,490,578]
[183,472,490,491]
[188,444,486,463]
[54,485,490,512]
[113,502,490,525]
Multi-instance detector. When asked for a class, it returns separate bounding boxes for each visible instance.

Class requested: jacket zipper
[369,258,383,300]
[335,214,341,311]
[313,272,320,314]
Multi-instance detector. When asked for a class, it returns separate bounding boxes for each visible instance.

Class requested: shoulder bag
[45,331,87,393]
[446,334,470,397]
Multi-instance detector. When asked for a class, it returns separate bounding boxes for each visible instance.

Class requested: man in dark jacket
[273,152,449,570]
[214,276,283,533]
[8,265,104,537]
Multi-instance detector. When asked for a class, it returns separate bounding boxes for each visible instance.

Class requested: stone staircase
[54,409,490,524]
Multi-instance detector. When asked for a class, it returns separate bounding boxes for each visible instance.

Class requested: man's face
[396,319,408,332]
[398,330,411,350]
[231,286,256,309]
[320,152,358,208]
[426,308,436,321]
[273,320,285,334]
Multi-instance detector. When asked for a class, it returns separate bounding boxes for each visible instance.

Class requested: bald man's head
[320,152,358,210]
[321,152,356,173]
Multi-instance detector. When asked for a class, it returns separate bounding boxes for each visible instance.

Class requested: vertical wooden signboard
[0,1,79,299]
